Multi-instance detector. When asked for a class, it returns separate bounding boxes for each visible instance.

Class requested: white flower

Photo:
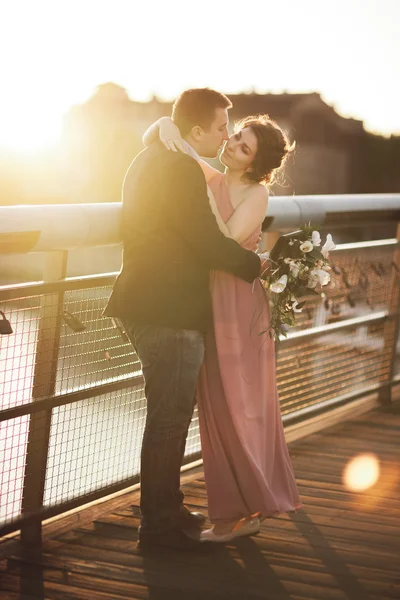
[321,234,336,258]
[270,274,288,293]
[308,268,330,287]
[288,260,300,278]
[307,269,319,288]
[300,241,313,253]
[319,261,331,272]
[312,231,321,246]
[291,299,303,313]
[315,268,330,286]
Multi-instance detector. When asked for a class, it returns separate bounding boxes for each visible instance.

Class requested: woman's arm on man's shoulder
[142,117,221,184]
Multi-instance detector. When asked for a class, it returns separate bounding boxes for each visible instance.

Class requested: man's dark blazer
[104,142,261,332]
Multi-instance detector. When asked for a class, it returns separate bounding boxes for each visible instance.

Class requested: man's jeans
[122,321,205,533]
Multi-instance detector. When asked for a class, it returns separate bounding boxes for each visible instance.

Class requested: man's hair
[172,88,232,136]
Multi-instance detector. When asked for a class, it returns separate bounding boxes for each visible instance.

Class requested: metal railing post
[378,224,400,404]
[20,251,67,548]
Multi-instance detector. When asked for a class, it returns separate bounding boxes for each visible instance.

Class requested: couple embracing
[104,88,301,552]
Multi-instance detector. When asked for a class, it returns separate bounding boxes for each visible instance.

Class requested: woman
[143,114,302,542]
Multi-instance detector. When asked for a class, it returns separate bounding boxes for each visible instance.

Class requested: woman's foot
[200,516,261,543]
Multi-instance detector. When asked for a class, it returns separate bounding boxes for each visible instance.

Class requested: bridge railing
[1,195,399,546]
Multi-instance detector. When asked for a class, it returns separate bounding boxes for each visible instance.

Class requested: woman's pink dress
[197,172,302,523]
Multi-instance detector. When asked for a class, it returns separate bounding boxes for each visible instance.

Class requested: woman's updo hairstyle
[236,114,295,185]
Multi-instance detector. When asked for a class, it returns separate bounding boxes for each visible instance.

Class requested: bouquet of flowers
[262,225,335,341]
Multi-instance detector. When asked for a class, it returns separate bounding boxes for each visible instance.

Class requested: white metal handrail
[1,194,399,253]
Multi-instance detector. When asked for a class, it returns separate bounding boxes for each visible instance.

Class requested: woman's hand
[142,117,186,152]
[159,117,186,153]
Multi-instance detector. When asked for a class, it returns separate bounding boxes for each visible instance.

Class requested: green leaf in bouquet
[290,247,304,259]
[302,224,314,237]
[283,318,294,326]
[307,288,321,296]
[296,301,306,309]
[295,286,315,297]
[280,264,290,276]
[310,249,324,261]
[304,256,315,265]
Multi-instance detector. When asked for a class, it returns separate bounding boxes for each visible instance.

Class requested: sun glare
[343,454,380,492]
[1,0,399,154]
[0,111,63,154]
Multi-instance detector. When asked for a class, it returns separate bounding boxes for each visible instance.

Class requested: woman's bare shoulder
[245,183,269,205]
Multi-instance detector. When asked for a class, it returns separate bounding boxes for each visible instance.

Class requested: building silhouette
[60,83,400,204]
[2,83,399,206]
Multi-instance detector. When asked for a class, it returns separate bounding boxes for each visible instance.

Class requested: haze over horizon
[1,0,399,152]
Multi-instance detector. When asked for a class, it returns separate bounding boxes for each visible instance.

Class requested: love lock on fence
[0,310,13,335]
[60,310,86,332]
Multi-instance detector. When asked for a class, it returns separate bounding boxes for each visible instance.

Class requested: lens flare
[343,453,380,492]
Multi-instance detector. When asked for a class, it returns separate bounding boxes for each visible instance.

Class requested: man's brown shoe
[178,506,206,529]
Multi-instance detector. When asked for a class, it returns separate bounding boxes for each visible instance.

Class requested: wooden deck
[1,402,400,600]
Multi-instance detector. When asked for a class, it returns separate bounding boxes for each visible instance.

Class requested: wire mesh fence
[278,319,392,417]
[0,415,29,526]
[57,286,139,394]
[0,238,399,535]
[291,241,397,331]
[0,296,41,411]
[44,384,147,507]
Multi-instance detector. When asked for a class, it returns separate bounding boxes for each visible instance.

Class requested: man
[104,88,262,551]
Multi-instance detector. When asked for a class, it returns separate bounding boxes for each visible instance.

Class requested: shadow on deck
[1,402,400,600]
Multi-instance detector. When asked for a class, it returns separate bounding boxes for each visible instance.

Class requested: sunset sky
[1,0,399,151]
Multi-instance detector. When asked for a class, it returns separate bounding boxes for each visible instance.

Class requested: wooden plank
[0,572,139,600]
[39,536,399,587]
[0,590,49,600]
[56,527,400,576]
[0,570,341,600]
[5,552,314,600]
[188,473,400,510]
[90,509,400,563]
[295,430,400,450]
[38,464,204,543]
[294,475,400,502]
[55,526,400,581]
[65,520,399,571]
[115,501,400,538]
[2,403,399,600]
[125,484,400,526]
[6,544,399,600]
